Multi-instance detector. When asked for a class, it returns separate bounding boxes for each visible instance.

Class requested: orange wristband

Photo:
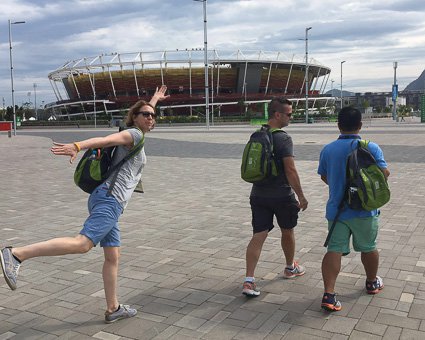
[73,142,81,152]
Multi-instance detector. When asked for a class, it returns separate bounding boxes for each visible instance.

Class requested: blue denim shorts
[80,185,123,247]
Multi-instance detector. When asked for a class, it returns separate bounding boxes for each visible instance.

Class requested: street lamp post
[8,19,25,136]
[27,92,31,120]
[33,83,37,120]
[41,100,45,120]
[340,60,346,109]
[305,27,312,123]
[194,0,209,130]
[392,62,398,121]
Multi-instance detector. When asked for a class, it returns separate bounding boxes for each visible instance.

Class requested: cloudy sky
[1,0,424,107]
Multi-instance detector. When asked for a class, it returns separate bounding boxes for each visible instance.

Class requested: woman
[0,86,168,323]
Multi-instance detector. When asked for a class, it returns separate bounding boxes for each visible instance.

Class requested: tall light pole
[33,83,37,120]
[340,60,346,109]
[9,20,26,135]
[27,92,31,120]
[1,97,5,121]
[392,62,398,121]
[194,0,209,129]
[305,27,312,123]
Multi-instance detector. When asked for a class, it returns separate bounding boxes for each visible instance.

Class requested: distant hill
[324,89,355,97]
[404,69,425,91]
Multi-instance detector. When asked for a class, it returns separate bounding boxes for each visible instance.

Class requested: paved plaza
[1,118,425,339]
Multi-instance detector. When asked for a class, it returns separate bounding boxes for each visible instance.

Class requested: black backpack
[74,129,144,194]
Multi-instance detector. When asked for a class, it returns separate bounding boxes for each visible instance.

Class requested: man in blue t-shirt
[318,107,390,312]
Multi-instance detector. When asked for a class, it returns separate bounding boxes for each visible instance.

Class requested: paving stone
[26,318,74,336]
[355,319,387,336]
[107,317,168,339]
[92,331,121,340]
[408,302,425,319]
[151,325,181,339]
[383,326,403,340]
[228,308,259,322]
[369,296,398,309]
[347,303,368,318]
[251,311,285,334]
[282,325,333,339]
[207,293,236,305]
[322,315,358,335]
[174,314,207,330]
[396,301,412,313]
[202,323,242,339]
[375,312,420,330]
[400,329,425,339]
[142,301,180,317]
[172,327,205,339]
[263,334,284,340]
[233,328,271,339]
[188,302,225,320]
[0,332,16,340]
[283,312,326,330]
[2,122,425,338]
[57,331,96,339]
[349,330,382,339]
[5,311,39,325]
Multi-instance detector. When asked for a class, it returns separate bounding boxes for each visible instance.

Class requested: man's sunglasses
[277,111,292,117]
[138,111,157,119]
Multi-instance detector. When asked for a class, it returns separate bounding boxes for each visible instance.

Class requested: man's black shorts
[250,195,300,234]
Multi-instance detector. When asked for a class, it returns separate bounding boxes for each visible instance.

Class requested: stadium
[46,49,333,120]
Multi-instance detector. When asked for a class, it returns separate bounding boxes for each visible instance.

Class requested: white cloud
[0,0,424,106]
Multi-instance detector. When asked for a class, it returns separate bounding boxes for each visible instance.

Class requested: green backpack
[346,140,390,211]
[74,129,144,194]
[241,125,282,184]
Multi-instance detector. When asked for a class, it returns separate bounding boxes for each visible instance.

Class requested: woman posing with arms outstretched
[0,86,168,323]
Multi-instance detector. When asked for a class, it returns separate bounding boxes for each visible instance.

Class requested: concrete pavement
[1,119,425,339]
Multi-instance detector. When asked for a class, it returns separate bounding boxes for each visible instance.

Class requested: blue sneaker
[0,247,21,290]
[321,293,342,312]
[366,276,384,294]
[105,304,137,323]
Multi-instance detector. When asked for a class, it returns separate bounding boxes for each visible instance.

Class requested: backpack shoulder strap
[106,128,145,196]
[108,128,144,174]
[323,197,346,247]
[125,128,145,160]
[359,139,370,149]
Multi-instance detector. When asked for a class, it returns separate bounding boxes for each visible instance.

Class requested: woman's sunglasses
[138,111,157,119]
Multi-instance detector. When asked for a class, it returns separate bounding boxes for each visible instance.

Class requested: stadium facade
[46,49,334,119]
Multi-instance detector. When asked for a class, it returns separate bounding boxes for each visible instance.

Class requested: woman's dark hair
[338,106,362,132]
[125,100,154,127]
[267,97,292,118]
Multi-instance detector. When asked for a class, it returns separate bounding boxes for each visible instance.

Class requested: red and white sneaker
[282,261,305,279]
[242,281,260,297]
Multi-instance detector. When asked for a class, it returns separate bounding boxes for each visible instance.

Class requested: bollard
[8,130,12,138]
